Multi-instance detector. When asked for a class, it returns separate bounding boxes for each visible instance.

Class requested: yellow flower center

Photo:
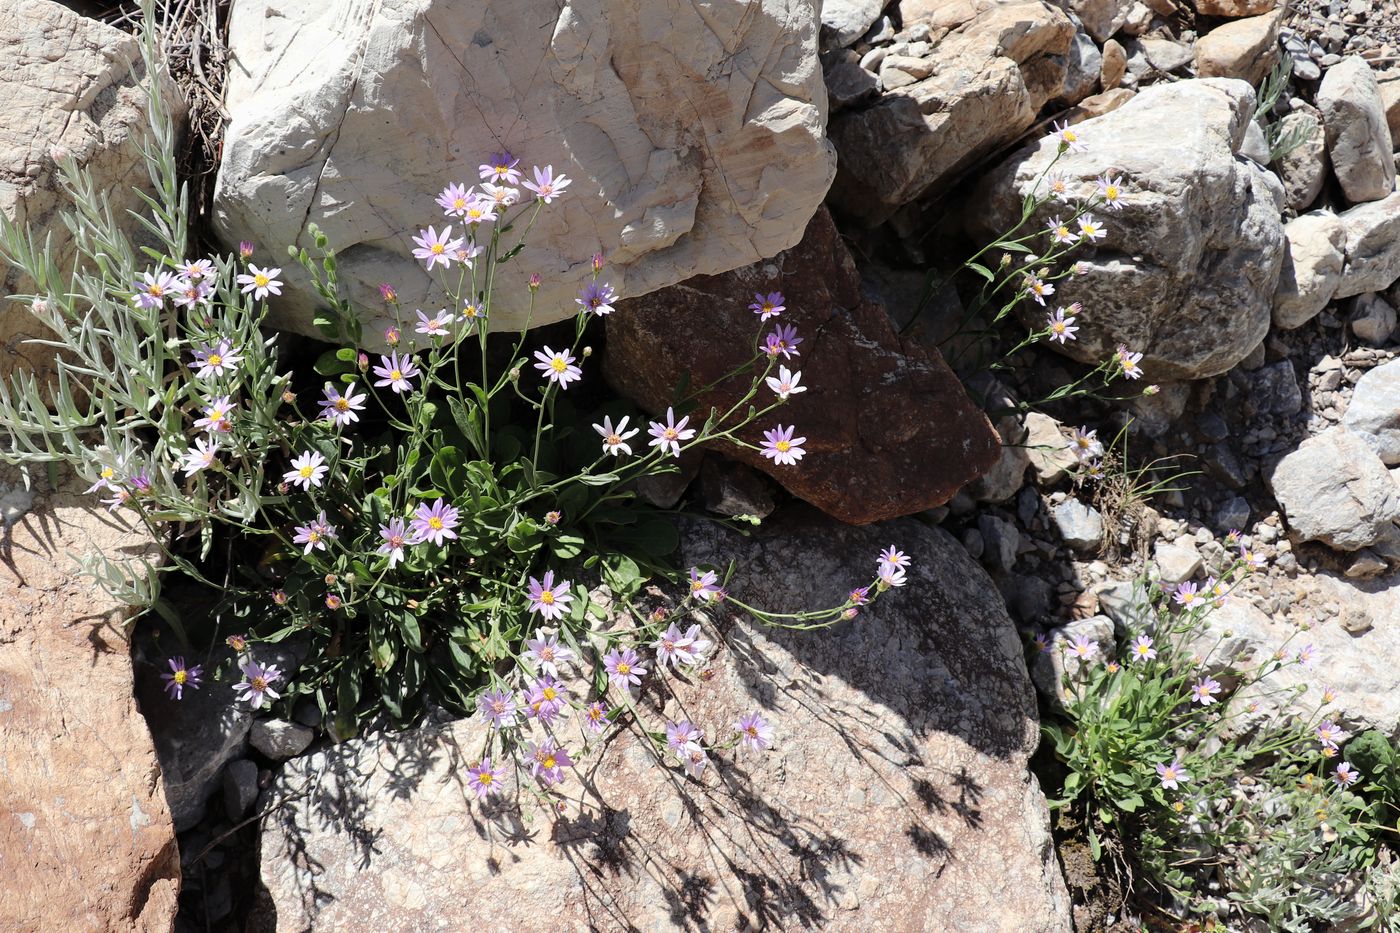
[173,670,188,685]
[390,369,403,381]
[550,357,567,373]
[254,274,270,287]
[479,771,494,785]
[251,676,267,691]
[607,433,621,445]
[428,516,443,530]
[1064,130,1077,142]
[335,398,350,411]
[745,726,758,738]
[543,754,557,769]
[541,591,555,605]
[101,467,115,480]
[464,305,478,317]
[1106,186,1119,199]
[664,428,678,440]
[616,662,630,675]
[299,465,313,478]
[389,534,404,547]
[431,243,445,254]
[208,354,223,367]
[775,440,791,453]
[543,687,557,701]
[453,198,466,209]
[307,531,321,544]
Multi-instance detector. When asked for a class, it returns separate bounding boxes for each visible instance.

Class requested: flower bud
[582,346,593,358]
[378,282,398,303]
[270,591,287,607]
[325,594,342,610]
[1143,384,1160,396]
[277,481,290,495]
[227,633,250,649]
[281,389,296,404]
[49,144,71,163]
[357,352,370,372]
[239,240,255,261]
[528,273,541,292]
[592,253,604,273]
[406,599,420,610]
[509,367,521,382]
[385,326,401,347]
[544,510,562,525]
[324,574,338,587]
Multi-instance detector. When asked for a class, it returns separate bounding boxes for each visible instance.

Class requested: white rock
[1051,498,1104,551]
[1343,359,1400,464]
[1154,540,1203,584]
[822,0,889,47]
[1025,411,1079,485]
[1268,426,1400,550]
[213,0,836,341]
[1272,109,1327,212]
[1273,210,1345,329]
[972,79,1286,381]
[828,0,1074,224]
[1318,56,1397,205]
[1337,190,1400,299]
[1351,292,1397,344]
[0,0,184,382]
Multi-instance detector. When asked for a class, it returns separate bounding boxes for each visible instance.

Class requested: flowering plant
[0,17,906,781]
[1040,543,1391,928]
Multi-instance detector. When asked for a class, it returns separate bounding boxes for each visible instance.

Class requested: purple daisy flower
[161,656,203,700]
[687,567,720,602]
[523,164,571,203]
[132,269,178,309]
[735,712,773,753]
[647,407,695,457]
[1156,757,1189,790]
[411,224,465,271]
[232,660,283,710]
[190,339,243,380]
[576,280,617,316]
[378,518,412,568]
[749,291,785,321]
[476,688,517,728]
[372,351,421,394]
[479,151,522,185]
[410,497,460,547]
[652,623,697,668]
[524,675,569,724]
[527,738,573,786]
[524,632,574,677]
[584,701,610,734]
[320,382,367,427]
[666,720,704,756]
[759,425,806,466]
[526,571,573,621]
[467,757,509,799]
[603,646,647,690]
[532,345,582,389]
[292,511,337,555]
[1189,677,1222,705]
[763,324,802,360]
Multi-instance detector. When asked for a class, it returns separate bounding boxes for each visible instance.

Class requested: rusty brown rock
[0,478,178,931]
[604,208,1000,524]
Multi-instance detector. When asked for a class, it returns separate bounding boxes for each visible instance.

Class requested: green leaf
[574,472,621,487]
[428,446,463,494]
[397,611,425,653]
[966,262,995,283]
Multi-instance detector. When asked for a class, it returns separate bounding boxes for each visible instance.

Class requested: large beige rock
[0,479,178,931]
[1337,190,1400,299]
[1272,109,1328,213]
[252,511,1071,931]
[1318,56,1397,205]
[1268,426,1400,551]
[214,0,835,343]
[1193,0,1277,15]
[972,79,1286,381]
[0,0,183,382]
[1194,10,1282,87]
[1272,210,1345,329]
[827,0,1074,225]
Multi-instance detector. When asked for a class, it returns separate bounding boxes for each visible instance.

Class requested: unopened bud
[510,367,521,382]
[528,273,542,291]
[378,282,398,303]
[324,574,337,587]
[592,253,604,273]
[281,389,296,404]
[385,326,401,347]
[239,240,255,261]
[582,345,593,358]
[325,594,342,610]
[357,352,370,372]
